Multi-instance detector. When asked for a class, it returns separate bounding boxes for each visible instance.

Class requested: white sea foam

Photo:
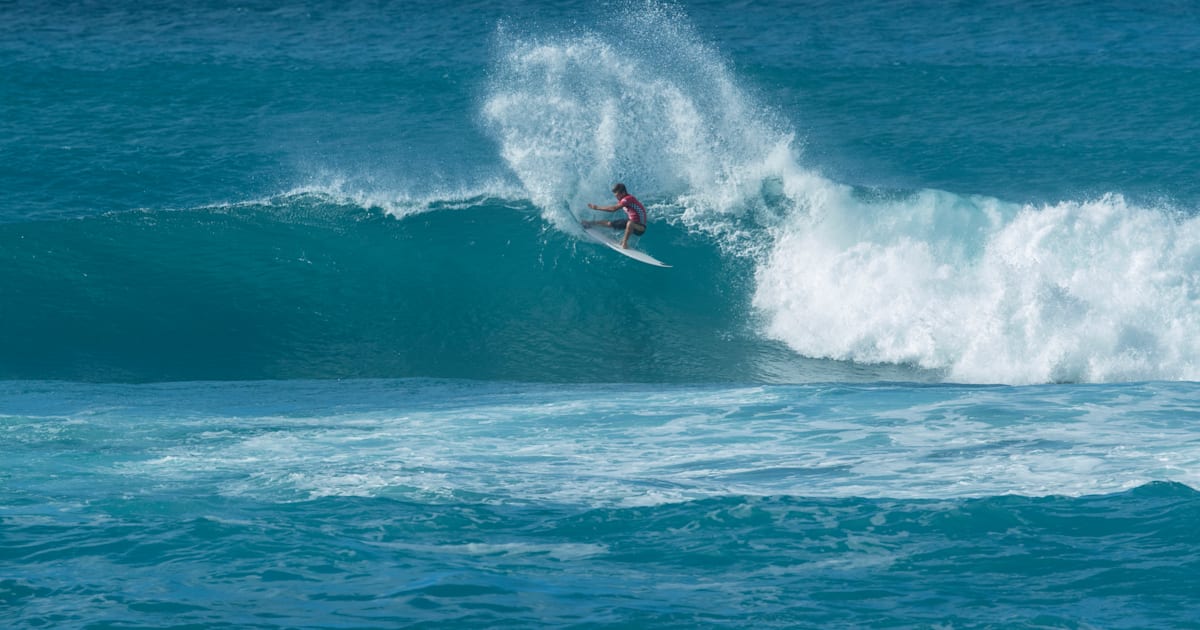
[106,382,1200,505]
[374,541,609,561]
[754,191,1200,384]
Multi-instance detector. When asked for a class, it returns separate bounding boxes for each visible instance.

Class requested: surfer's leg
[620,222,645,249]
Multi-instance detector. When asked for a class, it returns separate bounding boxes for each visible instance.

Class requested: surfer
[583,183,647,249]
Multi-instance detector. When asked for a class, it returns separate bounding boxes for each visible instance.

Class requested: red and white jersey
[618,195,647,224]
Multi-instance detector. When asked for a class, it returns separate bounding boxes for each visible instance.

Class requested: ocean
[2,0,1199,627]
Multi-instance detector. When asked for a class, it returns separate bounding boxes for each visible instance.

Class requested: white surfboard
[581,224,671,268]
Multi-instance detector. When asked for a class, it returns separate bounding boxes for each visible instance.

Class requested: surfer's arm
[587,203,620,212]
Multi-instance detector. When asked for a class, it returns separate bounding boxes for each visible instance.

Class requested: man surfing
[582,182,647,249]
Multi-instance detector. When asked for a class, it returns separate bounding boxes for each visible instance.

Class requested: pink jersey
[619,195,647,224]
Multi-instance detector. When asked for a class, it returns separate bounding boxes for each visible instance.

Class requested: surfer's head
[611,182,628,197]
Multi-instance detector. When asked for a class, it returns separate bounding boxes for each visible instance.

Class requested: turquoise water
[6,380,1200,628]
[3,1,1200,627]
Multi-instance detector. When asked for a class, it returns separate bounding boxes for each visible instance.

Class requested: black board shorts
[611,219,646,234]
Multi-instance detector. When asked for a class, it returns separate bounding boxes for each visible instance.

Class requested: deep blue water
[3,1,1200,627]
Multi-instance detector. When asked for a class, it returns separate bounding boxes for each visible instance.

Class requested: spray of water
[482,2,804,240]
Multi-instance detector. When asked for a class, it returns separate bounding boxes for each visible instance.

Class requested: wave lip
[261,178,530,220]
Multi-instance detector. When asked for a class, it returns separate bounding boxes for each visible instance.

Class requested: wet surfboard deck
[581,224,671,267]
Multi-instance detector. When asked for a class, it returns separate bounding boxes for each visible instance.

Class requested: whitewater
[4,1,1200,628]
